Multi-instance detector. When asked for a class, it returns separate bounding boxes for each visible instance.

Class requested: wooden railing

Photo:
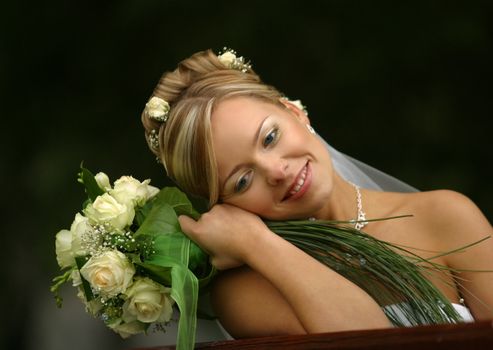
[133,320,493,350]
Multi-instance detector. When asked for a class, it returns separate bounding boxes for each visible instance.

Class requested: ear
[279,98,310,125]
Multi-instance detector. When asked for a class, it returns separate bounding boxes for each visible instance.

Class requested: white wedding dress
[204,140,475,341]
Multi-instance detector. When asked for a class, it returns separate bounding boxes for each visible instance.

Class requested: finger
[178,215,197,237]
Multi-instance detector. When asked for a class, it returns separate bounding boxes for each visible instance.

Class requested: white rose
[84,193,135,230]
[95,172,111,191]
[55,229,73,269]
[218,51,236,67]
[146,184,160,199]
[70,213,91,256]
[109,320,146,338]
[55,213,93,269]
[289,99,305,111]
[122,277,174,323]
[110,176,159,207]
[80,250,135,297]
[145,96,170,121]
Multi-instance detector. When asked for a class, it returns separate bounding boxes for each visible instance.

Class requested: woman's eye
[234,171,252,193]
[263,128,279,147]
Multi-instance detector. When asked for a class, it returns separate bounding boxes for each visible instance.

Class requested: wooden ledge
[133,320,493,350]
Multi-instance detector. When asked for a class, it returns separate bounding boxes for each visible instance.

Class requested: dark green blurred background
[1,1,492,349]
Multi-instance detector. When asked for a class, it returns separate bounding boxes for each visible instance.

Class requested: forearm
[244,228,391,333]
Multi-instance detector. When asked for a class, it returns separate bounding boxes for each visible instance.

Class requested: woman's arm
[179,204,391,336]
[428,190,493,319]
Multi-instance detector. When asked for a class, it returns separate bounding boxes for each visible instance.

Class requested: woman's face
[211,97,335,220]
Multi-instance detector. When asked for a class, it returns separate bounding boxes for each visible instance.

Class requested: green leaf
[134,199,155,226]
[188,241,209,274]
[75,256,95,302]
[157,187,200,220]
[135,261,173,286]
[78,166,105,202]
[134,200,180,239]
[127,186,212,350]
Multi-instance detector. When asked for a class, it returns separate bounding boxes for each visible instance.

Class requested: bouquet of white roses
[51,167,215,350]
[52,167,481,349]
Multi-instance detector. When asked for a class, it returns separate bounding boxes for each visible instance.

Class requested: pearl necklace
[350,183,368,230]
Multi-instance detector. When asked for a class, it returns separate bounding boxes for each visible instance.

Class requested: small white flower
[95,172,111,191]
[80,250,135,298]
[122,277,174,324]
[218,51,237,67]
[145,96,170,122]
[84,193,135,230]
[110,176,159,207]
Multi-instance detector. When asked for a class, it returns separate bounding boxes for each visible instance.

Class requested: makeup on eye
[262,125,280,147]
[222,117,281,196]
[234,169,253,193]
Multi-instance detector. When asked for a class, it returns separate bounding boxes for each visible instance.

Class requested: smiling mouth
[283,162,309,201]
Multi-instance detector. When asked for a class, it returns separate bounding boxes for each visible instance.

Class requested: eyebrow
[222,115,271,190]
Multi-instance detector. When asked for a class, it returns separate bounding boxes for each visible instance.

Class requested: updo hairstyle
[141,49,285,206]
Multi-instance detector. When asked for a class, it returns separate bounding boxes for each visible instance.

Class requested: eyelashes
[234,169,253,193]
[263,126,279,147]
[233,125,281,194]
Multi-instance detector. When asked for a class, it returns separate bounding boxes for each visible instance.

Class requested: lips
[283,162,311,201]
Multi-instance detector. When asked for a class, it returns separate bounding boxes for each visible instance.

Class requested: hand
[178,204,270,270]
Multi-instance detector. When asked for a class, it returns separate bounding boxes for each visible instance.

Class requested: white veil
[324,139,417,193]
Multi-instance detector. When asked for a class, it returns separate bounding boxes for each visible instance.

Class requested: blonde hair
[141,49,284,206]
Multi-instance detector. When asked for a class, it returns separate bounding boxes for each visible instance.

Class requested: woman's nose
[260,157,288,186]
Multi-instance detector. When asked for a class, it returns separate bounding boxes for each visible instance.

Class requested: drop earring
[306,124,316,134]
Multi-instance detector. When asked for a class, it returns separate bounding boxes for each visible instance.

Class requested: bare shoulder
[407,190,491,234]
[400,190,492,258]
[370,189,491,252]
[411,192,493,319]
[210,266,305,338]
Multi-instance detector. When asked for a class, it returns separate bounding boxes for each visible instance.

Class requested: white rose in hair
[218,51,236,67]
[95,172,111,191]
[111,176,159,207]
[122,277,174,324]
[145,96,170,121]
[289,99,305,111]
[80,250,135,297]
[84,193,135,230]
[54,213,92,268]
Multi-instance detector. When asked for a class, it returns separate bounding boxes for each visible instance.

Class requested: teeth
[289,165,307,195]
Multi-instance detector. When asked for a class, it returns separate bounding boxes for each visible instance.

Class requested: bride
[141,48,493,339]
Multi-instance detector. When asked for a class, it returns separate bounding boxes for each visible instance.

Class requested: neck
[312,172,364,222]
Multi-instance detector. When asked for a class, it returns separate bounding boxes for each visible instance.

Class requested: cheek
[225,187,274,217]
[283,123,309,147]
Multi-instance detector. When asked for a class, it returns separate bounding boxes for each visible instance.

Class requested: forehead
[211,97,278,142]
[213,97,276,123]
[211,97,278,174]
